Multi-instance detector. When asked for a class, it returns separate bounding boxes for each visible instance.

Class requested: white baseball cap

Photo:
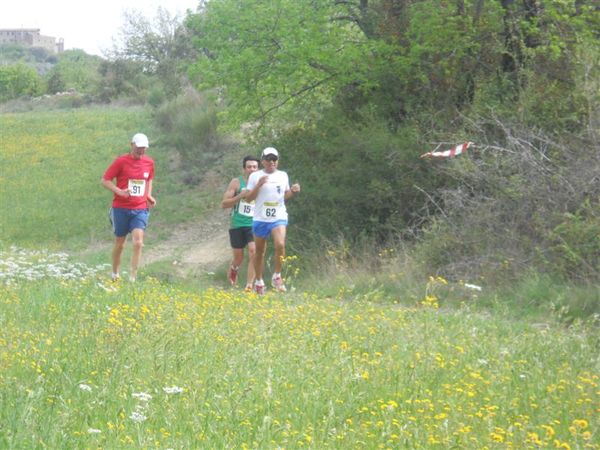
[261,147,279,158]
[131,133,149,148]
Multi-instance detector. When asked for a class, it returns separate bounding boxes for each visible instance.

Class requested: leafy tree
[0,43,57,75]
[44,50,102,94]
[0,43,55,65]
[46,70,66,94]
[187,0,395,130]
[109,7,198,97]
[96,59,146,102]
[0,63,43,101]
[188,0,599,133]
[491,0,600,129]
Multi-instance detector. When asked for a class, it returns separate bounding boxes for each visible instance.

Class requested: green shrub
[44,50,102,95]
[147,86,166,108]
[547,200,600,282]
[500,272,600,322]
[276,110,431,249]
[0,63,44,101]
[153,89,223,185]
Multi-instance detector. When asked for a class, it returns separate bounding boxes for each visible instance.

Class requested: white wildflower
[464,283,482,291]
[132,392,152,402]
[78,384,92,392]
[163,386,184,394]
[129,411,147,423]
[87,428,101,434]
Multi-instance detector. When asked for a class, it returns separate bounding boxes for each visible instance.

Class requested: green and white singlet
[230,176,255,228]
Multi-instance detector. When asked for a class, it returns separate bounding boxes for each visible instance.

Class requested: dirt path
[143,208,231,277]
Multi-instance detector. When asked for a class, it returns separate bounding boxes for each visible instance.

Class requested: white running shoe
[271,275,287,293]
[254,281,266,295]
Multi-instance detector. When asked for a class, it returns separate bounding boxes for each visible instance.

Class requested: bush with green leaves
[153,89,224,185]
[275,110,434,249]
[547,200,600,282]
[44,50,102,95]
[0,63,44,101]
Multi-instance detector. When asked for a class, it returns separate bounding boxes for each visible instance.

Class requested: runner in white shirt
[245,147,301,294]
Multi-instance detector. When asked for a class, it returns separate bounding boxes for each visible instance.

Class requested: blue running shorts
[110,208,150,237]
[252,220,288,238]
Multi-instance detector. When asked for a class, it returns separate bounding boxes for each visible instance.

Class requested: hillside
[0,106,233,280]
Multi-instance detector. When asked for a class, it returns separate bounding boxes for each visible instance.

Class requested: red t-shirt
[103,154,155,209]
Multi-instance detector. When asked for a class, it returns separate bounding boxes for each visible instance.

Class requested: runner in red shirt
[101,133,156,282]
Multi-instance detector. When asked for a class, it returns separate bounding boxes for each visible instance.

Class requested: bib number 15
[238,200,254,217]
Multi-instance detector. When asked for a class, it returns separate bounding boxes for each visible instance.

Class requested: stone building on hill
[0,28,64,53]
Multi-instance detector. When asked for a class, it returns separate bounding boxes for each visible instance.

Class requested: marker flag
[420,141,473,159]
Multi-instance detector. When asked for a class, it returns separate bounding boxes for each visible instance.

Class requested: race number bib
[262,201,281,219]
[238,200,255,217]
[128,179,146,197]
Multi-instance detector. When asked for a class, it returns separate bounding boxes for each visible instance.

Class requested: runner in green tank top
[221,156,259,290]
[230,176,254,228]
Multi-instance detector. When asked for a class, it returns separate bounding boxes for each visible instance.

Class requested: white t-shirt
[246,169,290,222]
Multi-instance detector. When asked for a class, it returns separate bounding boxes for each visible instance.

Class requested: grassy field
[0,258,597,449]
[0,107,598,448]
[0,107,153,249]
[0,107,214,253]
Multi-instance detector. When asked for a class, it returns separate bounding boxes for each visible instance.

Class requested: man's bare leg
[253,236,267,282]
[271,226,287,274]
[130,228,144,281]
[245,242,257,288]
[112,236,127,279]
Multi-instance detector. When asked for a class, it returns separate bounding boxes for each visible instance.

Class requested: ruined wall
[0,29,63,53]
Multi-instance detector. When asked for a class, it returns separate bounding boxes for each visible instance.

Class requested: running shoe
[254,282,265,295]
[227,265,239,285]
[244,284,253,293]
[271,275,287,293]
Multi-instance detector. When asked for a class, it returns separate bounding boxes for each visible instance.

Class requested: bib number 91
[128,179,145,197]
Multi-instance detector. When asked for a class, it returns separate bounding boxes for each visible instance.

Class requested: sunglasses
[263,155,278,161]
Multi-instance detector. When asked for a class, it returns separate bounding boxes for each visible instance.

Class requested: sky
[0,0,200,56]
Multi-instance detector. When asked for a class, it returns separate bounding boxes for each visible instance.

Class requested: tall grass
[0,274,597,448]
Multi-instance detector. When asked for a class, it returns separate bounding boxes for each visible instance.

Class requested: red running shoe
[227,265,239,285]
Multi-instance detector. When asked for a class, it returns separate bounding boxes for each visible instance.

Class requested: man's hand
[147,195,157,208]
[117,187,131,197]
[258,175,269,187]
